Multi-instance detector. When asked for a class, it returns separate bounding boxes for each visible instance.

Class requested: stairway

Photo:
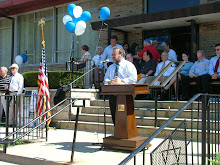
[59,99,204,139]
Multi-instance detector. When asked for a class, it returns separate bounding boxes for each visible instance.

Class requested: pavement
[0,128,164,165]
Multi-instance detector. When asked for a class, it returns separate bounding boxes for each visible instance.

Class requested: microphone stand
[92,60,108,150]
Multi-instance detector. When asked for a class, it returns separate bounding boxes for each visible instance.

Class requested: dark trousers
[181,74,211,99]
[109,95,117,125]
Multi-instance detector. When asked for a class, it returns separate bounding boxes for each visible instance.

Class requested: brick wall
[199,21,220,59]
[98,0,143,19]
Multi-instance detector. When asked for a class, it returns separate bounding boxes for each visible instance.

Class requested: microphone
[100,59,110,63]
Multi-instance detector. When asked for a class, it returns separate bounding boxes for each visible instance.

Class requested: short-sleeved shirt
[138,45,160,62]
[140,59,157,75]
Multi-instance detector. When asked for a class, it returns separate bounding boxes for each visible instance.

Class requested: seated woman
[136,50,157,84]
[74,45,92,88]
[74,45,91,69]
[164,53,193,91]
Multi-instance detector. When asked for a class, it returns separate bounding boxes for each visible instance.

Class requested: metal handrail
[0,97,75,142]
[119,93,201,165]
[69,67,96,86]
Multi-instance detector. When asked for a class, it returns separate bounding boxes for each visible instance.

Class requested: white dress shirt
[103,44,123,63]
[104,59,137,85]
[154,60,176,77]
[168,49,178,62]
[9,72,24,95]
[91,54,105,69]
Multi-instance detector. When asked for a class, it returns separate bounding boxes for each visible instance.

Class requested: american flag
[37,40,51,125]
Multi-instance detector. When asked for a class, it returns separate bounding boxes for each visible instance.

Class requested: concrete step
[0,152,61,165]
[70,113,220,131]
[58,121,207,141]
[90,99,203,109]
[81,106,202,119]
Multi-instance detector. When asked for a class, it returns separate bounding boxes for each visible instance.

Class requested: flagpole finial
[38,18,45,27]
[38,18,45,45]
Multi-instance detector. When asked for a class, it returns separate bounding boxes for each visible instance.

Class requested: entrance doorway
[144,26,194,61]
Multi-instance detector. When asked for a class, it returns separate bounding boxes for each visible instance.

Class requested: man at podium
[104,46,137,125]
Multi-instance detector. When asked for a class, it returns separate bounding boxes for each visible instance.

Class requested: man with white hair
[91,46,105,69]
[8,63,24,126]
[0,66,10,124]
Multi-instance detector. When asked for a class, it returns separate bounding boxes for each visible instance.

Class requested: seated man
[149,51,176,85]
[91,46,105,88]
[104,46,137,125]
[91,46,105,69]
[181,50,210,100]
[136,50,157,84]
[209,43,220,80]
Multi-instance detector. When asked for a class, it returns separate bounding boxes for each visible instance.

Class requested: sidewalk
[0,128,163,165]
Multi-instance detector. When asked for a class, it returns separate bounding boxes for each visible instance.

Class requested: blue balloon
[21,54,28,63]
[67,4,76,16]
[99,7,110,21]
[65,21,76,33]
[79,11,91,22]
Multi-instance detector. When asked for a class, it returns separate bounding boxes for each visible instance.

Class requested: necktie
[114,64,119,77]
[215,58,219,73]
[161,62,166,70]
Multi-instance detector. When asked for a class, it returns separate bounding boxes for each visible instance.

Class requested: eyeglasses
[216,49,220,51]
[11,68,15,70]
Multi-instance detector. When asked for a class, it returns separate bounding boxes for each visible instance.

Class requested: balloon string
[69,34,75,60]
[93,21,104,56]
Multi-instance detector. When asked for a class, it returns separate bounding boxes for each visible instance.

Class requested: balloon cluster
[15,54,28,65]
[63,4,91,36]
[63,4,111,35]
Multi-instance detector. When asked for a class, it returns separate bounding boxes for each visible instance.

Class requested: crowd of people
[78,35,220,101]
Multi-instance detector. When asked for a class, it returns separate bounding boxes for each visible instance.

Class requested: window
[0,18,12,66]
[148,0,200,13]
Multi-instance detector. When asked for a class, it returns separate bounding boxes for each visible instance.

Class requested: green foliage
[22,71,83,89]
[209,153,220,165]
[0,140,31,148]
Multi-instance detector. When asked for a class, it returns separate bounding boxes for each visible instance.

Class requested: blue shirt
[104,58,137,84]
[180,62,193,75]
[189,58,209,76]
[209,55,220,75]
[103,44,123,62]
[168,49,178,62]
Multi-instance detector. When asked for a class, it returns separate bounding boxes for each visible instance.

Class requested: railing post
[3,94,10,153]
[155,90,158,127]
[201,94,208,165]
[71,106,80,163]
[46,95,48,141]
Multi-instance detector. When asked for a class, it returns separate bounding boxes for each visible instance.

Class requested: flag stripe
[37,41,51,125]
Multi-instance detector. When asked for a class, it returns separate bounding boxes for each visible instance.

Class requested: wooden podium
[101,84,151,150]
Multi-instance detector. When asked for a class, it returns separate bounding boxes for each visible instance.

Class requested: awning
[91,2,220,32]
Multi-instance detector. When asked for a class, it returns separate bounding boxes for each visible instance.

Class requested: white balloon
[62,15,72,25]
[15,55,23,65]
[73,6,83,18]
[75,21,86,36]
[75,29,85,36]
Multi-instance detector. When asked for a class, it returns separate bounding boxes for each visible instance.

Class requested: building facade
[0,0,220,72]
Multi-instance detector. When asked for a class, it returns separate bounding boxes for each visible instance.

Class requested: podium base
[103,136,151,151]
